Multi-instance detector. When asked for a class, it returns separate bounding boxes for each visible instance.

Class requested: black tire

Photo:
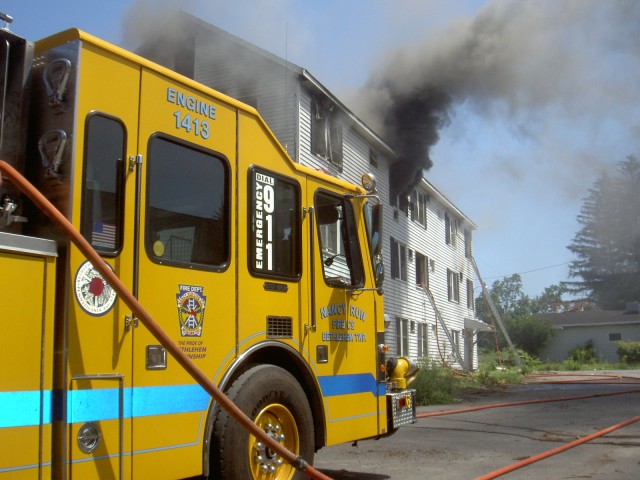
[210,364,314,480]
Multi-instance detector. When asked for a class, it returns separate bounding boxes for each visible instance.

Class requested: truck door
[129,70,237,477]
[65,45,140,480]
[307,184,382,445]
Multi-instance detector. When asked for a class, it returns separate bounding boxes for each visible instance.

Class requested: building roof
[538,309,640,329]
[421,177,478,230]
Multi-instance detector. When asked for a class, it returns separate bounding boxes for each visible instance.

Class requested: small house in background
[538,303,640,363]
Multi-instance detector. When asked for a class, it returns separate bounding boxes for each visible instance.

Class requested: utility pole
[470,257,522,368]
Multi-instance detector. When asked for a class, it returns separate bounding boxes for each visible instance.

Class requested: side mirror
[373,253,385,288]
[372,203,383,257]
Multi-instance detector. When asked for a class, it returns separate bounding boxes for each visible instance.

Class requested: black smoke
[379,84,452,199]
[350,0,640,199]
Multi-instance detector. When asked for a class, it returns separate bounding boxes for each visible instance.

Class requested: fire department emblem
[74,260,117,316]
[176,285,207,337]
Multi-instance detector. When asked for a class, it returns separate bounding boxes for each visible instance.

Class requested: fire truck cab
[0,19,416,480]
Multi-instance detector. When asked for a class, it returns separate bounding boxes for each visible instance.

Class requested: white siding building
[139,13,490,370]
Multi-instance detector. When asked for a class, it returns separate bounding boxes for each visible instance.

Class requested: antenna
[284,21,289,153]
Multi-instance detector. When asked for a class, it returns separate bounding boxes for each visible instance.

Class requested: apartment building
[139,13,489,369]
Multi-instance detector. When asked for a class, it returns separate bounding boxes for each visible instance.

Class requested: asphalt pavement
[313,371,640,479]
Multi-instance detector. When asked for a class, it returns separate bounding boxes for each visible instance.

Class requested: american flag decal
[92,222,116,249]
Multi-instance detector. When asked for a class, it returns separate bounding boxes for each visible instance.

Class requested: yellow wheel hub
[249,403,299,479]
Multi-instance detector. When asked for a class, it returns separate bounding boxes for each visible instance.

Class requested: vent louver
[267,316,293,338]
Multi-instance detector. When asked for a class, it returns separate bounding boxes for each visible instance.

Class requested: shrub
[412,361,455,405]
[560,359,583,371]
[568,340,597,364]
[476,365,524,386]
[500,347,541,374]
[616,340,640,364]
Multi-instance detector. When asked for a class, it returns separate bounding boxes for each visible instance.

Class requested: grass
[411,358,524,406]
[537,360,639,371]
[411,350,640,406]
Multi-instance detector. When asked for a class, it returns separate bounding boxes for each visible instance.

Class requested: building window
[390,237,407,281]
[396,317,409,356]
[445,212,457,246]
[311,97,342,169]
[410,190,428,227]
[395,193,410,218]
[417,323,428,358]
[447,269,460,302]
[369,148,378,168]
[609,333,622,341]
[416,252,429,288]
[408,193,415,221]
[467,279,475,310]
[452,330,460,352]
[464,229,472,258]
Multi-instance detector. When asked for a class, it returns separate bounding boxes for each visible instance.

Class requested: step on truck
[0,13,417,480]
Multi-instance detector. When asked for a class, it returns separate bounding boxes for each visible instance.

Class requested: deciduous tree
[476,274,560,356]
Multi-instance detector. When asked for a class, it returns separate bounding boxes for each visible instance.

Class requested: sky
[6,0,640,298]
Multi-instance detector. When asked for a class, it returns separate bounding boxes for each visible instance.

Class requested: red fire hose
[417,387,640,419]
[414,373,640,479]
[475,414,640,479]
[0,160,332,480]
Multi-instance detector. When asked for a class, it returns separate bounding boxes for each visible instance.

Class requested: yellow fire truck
[0,14,417,480]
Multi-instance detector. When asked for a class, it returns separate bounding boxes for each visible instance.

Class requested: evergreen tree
[566,156,640,309]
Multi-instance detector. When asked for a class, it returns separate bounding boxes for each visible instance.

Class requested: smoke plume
[351,0,640,198]
[121,0,640,204]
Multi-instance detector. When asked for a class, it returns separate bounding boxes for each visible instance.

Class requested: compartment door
[130,70,237,478]
[66,44,140,480]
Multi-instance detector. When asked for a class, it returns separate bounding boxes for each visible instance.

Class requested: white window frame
[417,323,428,358]
[390,237,407,281]
[311,98,343,169]
[416,252,429,288]
[445,213,457,246]
[467,279,475,310]
[396,317,409,356]
[411,190,427,227]
[447,269,460,303]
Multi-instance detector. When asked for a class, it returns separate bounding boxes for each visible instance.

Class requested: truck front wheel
[210,364,314,480]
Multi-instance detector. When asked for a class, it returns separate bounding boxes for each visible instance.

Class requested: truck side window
[248,167,301,279]
[315,191,364,288]
[80,113,125,255]
[146,135,229,269]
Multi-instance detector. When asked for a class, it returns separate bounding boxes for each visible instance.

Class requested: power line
[482,262,570,281]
